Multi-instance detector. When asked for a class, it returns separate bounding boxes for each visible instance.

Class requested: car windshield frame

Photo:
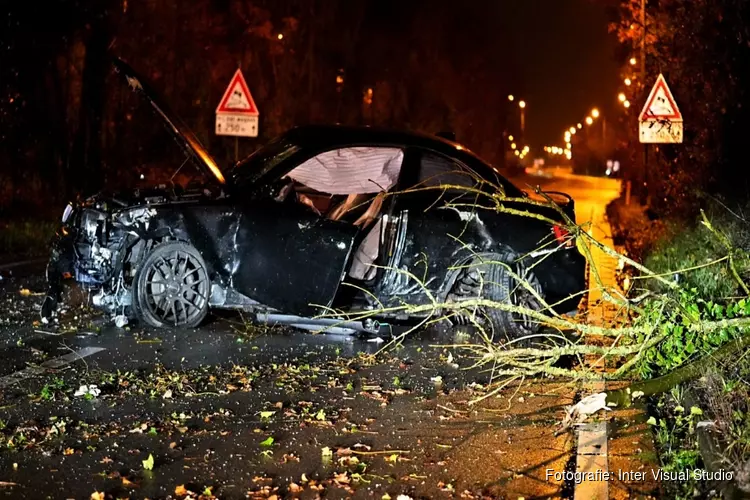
[230,134,301,187]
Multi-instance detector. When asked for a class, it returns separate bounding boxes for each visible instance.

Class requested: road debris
[73,384,101,398]
[559,392,611,433]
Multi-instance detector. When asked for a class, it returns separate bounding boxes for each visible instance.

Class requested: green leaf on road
[142,453,154,470]
[259,436,275,447]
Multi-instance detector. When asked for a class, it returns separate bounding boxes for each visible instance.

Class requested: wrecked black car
[42,58,586,341]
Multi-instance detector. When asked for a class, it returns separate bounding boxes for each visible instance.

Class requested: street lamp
[629,57,637,65]
[518,100,526,136]
[623,100,631,108]
[618,93,626,102]
[624,78,632,86]
[508,135,514,141]
[511,142,517,149]
[591,108,600,119]
[508,95,515,101]
[586,116,594,125]
[577,123,582,129]
[569,127,576,135]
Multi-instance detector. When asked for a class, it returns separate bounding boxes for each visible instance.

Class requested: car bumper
[536,247,587,314]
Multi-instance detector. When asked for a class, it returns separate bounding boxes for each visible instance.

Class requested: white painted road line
[0,346,106,389]
[0,258,47,271]
[575,380,609,500]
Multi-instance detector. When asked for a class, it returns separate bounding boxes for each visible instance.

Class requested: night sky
[496,0,620,148]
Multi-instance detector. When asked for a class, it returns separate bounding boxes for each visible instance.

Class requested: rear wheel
[133,241,210,328]
[447,251,544,342]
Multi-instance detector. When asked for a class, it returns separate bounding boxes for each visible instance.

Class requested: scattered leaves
[259,436,275,447]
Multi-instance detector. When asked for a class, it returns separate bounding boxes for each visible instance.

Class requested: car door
[374,148,491,307]
[230,145,404,316]
[232,196,359,316]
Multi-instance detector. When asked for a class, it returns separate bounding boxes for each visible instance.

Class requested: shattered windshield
[231,135,300,187]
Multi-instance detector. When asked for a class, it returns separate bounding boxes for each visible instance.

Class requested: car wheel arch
[437,245,519,304]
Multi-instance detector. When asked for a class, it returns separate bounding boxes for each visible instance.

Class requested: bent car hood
[112,58,226,185]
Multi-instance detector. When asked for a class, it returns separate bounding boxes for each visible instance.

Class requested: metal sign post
[215,68,259,162]
[639,74,682,205]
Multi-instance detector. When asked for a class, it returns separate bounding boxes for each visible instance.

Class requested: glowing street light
[629,57,637,66]
[577,123,583,129]
[586,116,594,125]
[569,127,577,135]
[508,135,514,141]
[523,145,530,153]
[518,100,526,109]
[591,108,600,118]
[514,150,520,156]
[623,100,631,108]
[277,33,284,40]
[508,95,515,101]
[624,78,632,86]
[511,142,517,149]
[566,142,572,149]
[618,93,626,102]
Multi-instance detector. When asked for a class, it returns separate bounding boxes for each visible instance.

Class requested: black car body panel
[43,58,587,329]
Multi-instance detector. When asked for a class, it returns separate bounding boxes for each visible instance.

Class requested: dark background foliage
[0,0,524,211]
[609,0,750,215]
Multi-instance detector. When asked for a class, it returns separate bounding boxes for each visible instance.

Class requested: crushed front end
[42,196,157,323]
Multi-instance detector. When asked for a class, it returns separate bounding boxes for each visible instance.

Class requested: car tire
[133,241,210,328]
[447,251,544,341]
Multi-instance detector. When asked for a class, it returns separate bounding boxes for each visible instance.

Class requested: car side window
[414,151,478,189]
[278,147,404,228]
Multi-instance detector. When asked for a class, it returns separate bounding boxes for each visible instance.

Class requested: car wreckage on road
[42,58,587,341]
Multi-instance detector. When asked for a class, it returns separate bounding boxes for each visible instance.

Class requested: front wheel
[447,251,544,342]
[133,241,210,328]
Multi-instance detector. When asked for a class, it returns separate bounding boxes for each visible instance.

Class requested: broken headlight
[62,203,73,223]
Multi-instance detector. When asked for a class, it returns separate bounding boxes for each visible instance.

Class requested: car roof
[282,124,474,157]
[234,124,524,197]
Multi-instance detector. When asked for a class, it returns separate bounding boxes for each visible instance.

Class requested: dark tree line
[610,0,750,215]
[0,0,521,212]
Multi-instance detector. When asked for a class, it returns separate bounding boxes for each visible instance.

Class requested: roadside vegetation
[610,198,750,498]
[0,218,57,261]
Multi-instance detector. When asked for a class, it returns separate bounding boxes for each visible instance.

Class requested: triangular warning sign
[639,74,682,121]
[216,69,259,115]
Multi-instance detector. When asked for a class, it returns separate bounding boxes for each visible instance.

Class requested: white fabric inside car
[348,218,382,281]
[286,147,403,194]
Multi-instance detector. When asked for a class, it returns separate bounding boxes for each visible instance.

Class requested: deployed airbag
[287,147,403,195]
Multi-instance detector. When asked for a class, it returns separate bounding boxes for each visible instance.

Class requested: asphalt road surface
[0,171,622,500]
